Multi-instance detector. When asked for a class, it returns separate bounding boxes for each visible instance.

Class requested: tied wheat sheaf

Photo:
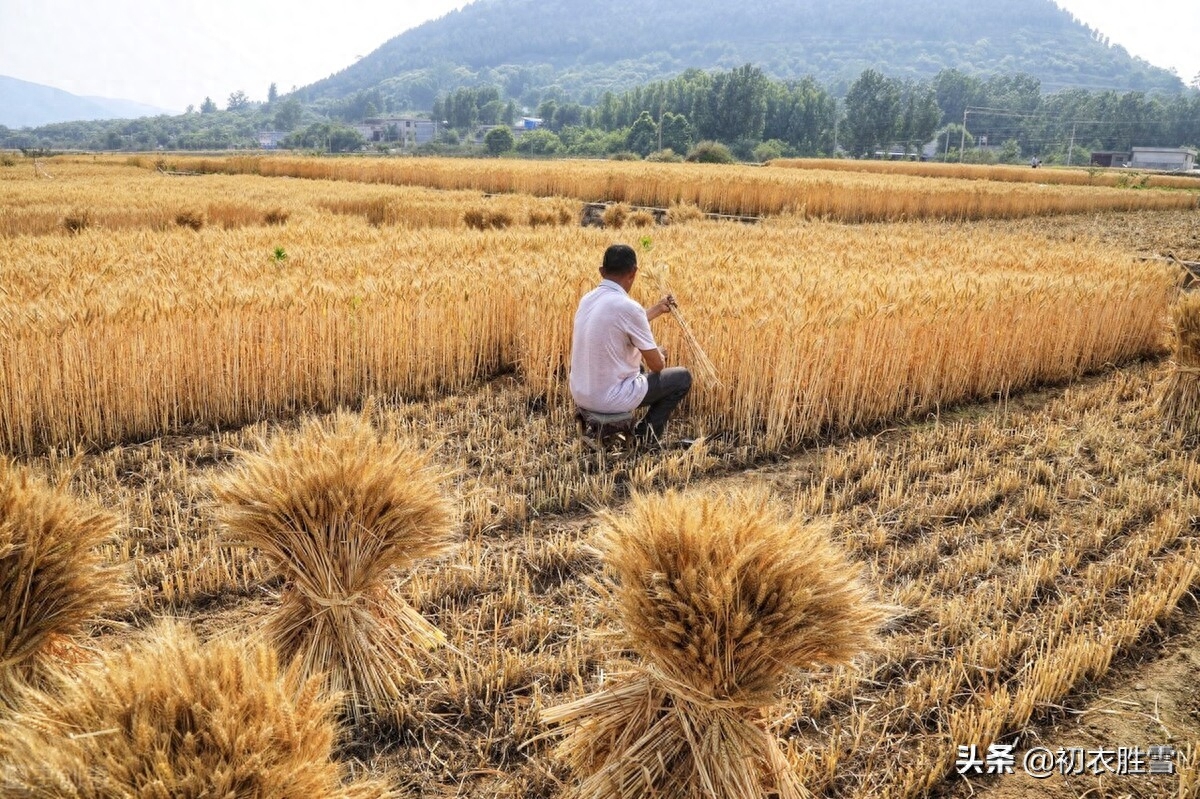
[212,413,457,721]
[542,489,886,799]
[1159,291,1200,436]
[0,461,126,705]
[0,623,391,798]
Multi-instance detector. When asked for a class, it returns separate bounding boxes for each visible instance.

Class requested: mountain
[0,75,173,128]
[298,0,1184,110]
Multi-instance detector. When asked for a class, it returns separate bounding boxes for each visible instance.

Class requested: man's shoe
[633,426,662,453]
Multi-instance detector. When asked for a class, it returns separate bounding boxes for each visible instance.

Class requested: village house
[354,116,439,147]
[1128,146,1197,172]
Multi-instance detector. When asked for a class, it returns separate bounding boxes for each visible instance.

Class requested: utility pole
[832,99,838,155]
[658,95,664,153]
[959,109,968,162]
[1066,121,1077,167]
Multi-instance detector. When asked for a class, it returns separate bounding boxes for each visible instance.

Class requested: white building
[256,130,287,149]
[354,117,439,147]
[1129,146,1197,172]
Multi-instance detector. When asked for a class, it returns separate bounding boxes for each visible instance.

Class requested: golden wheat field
[1,155,1199,799]
[175,153,1199,221]
[768,157,1200,191]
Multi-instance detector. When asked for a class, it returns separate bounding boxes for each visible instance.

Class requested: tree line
[3,66,1197,165]
[430,66,1199,164]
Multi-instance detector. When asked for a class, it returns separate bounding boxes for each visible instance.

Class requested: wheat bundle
[212,413,457,720]
[1160,291,1200,436]
[646,263,722,387]
[0,622,391,798]
[542,488,885,799]
[0,461,126,705]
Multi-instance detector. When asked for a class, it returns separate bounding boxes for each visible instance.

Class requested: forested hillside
[299,0,1183,110]
[5,0,1195,162]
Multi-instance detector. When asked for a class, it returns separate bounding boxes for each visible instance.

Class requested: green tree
[267,83,278,104]
[763,78,835,154]
[273,99,302,131]
[753,139,786,162]
[626,111,658,156]
[227,90,249,111]
[555,102,585,131]
[934,123,973,161]
[286,122,363,153]
[659,112,693,154]
[559,126,610,156]
[438,88,481,130]
[999,138,1021,163]
[484,126,515,155]
[478,99,506,125]
[694,64,769,142]
[515,129,563,155]
[200,97,217,114]
[843,69,901,156]
[535,99,558,126]
[896,80,942,154]
[933,69,984,126]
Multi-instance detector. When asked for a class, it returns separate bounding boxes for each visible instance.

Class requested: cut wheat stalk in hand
[646,262,723,387]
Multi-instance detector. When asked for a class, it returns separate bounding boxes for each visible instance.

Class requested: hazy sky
[0,0,1196,113]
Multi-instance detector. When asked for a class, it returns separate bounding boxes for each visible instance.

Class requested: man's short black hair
[601,244,638,277]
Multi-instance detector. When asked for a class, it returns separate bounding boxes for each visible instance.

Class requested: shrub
[543,488,884,799]
[608,151,640,161]
[484,126,515,156]
[515,129,564,156]
[646,148,683,163]
[212,414,457,721]
[0,623,390,798]
[686,140,736,164]
[752,139,787,163]
[0,462,126,705]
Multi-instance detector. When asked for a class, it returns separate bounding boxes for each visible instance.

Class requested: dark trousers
[636,367,692,439]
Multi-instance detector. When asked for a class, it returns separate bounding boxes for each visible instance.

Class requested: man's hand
[646,294,676,321]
